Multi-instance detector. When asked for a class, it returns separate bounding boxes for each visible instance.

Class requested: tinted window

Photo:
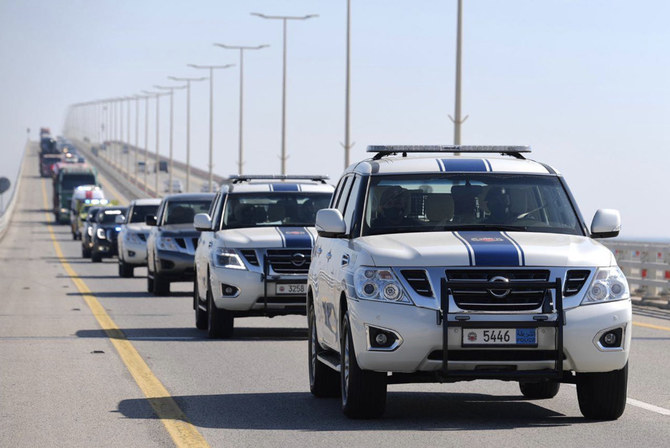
[62,174,96,190]
[343,176,363,235]
[130,205,159,223]
[363,174,582,236]
[222,193,332,229]
[98,209,126,224]
[163,200,212,225]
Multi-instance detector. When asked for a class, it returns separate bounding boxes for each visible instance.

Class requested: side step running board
[317,352,341,373]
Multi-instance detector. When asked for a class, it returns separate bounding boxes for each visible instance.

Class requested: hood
[160,223,199,237]
[217,226,316,249]
[126,223,151,233]
[356,231,615,268]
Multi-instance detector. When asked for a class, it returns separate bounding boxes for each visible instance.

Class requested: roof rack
[228,174,329,184]
[367,145,531,160]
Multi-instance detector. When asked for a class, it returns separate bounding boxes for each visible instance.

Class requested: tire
[340,312,387,419]
[194,277,207,330]
[147,269,154,293]
[207,286,233,339]
[519,381,560,399]
[82,245,91,258]
[308,302,340,398]
[91,252,102,263]
[118,260,134,278]
[153,274,170,296]
[72,232,77,241]
[577,363,628,420]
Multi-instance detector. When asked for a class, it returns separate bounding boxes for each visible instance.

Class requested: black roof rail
[367,145,531,160]
[228,174,329,184]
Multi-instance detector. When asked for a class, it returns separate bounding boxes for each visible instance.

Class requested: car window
[221,193,332,229]
[334,176,353,214]
[363,174,582,236]
[130,205,159,223]
[343,176,363,235]
[163,200,212,225]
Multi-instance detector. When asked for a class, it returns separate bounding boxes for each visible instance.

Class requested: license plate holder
[461,328,537,347]
[275,283,306,295]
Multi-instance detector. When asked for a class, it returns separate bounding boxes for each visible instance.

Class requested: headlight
[354,268,412,304]
[157,237,179,251]
[125,232,144,245]
[96,228,106,240]
[581,267,630,305]
[212,248,246,270]
[87,226,93,236]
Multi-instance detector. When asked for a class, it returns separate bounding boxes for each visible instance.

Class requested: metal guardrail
[603,241,670,300]
[0,142,29,242]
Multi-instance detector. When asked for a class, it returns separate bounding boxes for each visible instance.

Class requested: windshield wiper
[439,224,528,232]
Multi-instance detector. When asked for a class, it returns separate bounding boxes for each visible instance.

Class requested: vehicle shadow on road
[75,327,205,341]
[228,327,307,341]
[117,391,585,430]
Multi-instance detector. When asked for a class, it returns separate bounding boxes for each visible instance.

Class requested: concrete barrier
[0,142,29,242]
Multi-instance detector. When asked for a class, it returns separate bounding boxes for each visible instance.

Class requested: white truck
[308,145,630,420]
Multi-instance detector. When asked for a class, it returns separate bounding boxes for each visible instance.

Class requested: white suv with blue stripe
[308,146,631,420]
[193,175,334,339]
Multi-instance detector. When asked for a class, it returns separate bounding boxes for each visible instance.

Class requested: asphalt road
[1,147,669,448]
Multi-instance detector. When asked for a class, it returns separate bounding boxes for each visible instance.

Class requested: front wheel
[91,252,102,263]
[519,381,560,399]
[207,286,233,339]
[194,277,207,330]
[308,302,340,397]
[577,363,628,420]
[118,260,134,278]
[340,312,387,419]
[153,273,170,296]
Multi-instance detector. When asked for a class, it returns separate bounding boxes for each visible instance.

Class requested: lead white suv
[308,146,631,420]
[193,175,334,338]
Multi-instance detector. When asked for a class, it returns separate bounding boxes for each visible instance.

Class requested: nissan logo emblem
[291,252,306,267]
[488,276,511,298]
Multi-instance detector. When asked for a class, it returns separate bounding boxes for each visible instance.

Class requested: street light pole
[168,76,207,192]
[142,90,167,196]
[251,12,318,175]
[213,43,269,175]
[126,97,131,178]
[155,84,187,194]
[343,0,352,168]
[188,64,234,192]
[449,0,468,145]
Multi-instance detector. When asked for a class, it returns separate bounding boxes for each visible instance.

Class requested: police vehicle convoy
[307,145,630,420]
[193,175,334,338]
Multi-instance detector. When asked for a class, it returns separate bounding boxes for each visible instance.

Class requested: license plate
[462,328,537,346]
[275,283,306,295]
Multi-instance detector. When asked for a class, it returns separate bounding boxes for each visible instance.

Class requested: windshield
[221,193,332,229]
[163,200,212,225]
[62,174,96,190]
[363,174,583,236]
[98,209,126,224]
[130,204,159,223]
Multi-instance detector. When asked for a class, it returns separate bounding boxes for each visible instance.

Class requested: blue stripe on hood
[456,231,522,266]
[276,227,313,248]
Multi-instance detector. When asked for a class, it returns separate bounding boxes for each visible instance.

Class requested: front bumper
[122,238,148,265]
[348,298,631,376]
[210,267,307,315]
[92,239,118,257]
[154,249,195,282]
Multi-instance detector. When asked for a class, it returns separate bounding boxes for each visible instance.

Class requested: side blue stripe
[458,231,521,266]
[271,183,299,192]
[453,232,474,266]
[440,159,488,172]
[277,227,313,248]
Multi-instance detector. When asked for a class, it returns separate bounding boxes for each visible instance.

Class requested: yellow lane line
[633,321,670,332]
[41,180,209,448]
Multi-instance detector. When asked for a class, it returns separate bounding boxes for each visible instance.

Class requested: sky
[0,0,668,240]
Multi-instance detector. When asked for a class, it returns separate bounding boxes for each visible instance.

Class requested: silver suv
[308,146,630,420]
[193,175,334,338]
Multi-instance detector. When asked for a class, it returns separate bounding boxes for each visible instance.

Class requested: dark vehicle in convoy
[90,207,127,262]
[81,206,104,258]
[40,153,62,177]
[52,165,98,224]
[145,193,215,295]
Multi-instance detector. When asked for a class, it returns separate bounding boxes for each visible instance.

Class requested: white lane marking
[627,398,670,416]
[566,384,670,416]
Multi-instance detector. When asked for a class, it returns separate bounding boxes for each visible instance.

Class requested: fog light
[221,284,239,297]
[128,250,136,257]
[599,328,623,348]
[368,326,400,350]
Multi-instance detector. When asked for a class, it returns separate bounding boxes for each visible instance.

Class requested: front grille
[401,270,433,297]
[241,250,259,266]
[176,238,187,249]
[445,269,550,311]
[266,249,311,274]
[564,270,590,296]
[138,233,147,242]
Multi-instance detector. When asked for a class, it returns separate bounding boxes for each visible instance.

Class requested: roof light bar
[367,145,530,154]
[228,174,329,184]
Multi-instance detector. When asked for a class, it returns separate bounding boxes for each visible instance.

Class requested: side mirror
[315,209,346,238]
[145,215,157,226]
[194,213,213,232]
[115,215,125,224]
[591,209,621,238]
